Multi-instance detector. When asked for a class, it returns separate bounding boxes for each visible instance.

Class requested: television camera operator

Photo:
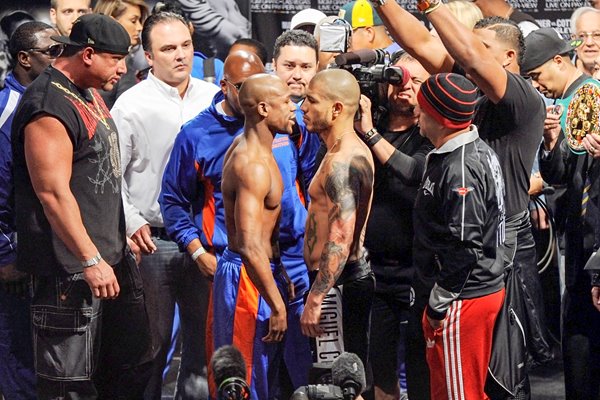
[353,51,433,400]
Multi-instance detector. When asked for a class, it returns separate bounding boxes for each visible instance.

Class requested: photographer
[354,52,433,400]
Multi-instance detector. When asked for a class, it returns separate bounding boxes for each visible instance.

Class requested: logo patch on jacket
[453,186,473,196]
[423,177,435,196]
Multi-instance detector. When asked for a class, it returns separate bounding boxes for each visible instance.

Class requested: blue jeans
[0,286,36,399]
[31,250,152,399]
[140,237,209,400]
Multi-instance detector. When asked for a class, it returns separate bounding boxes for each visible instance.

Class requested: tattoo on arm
[325,162,360,222]
[311,241,345,295]
[306,213,317,255]
[310,157,373,296]
[325,158,373,222]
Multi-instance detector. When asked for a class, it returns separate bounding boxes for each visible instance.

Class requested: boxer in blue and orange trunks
[212,248,290,399]
[217,73,297,400]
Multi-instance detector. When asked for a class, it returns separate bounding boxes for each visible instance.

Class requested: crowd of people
[1,0,600,399]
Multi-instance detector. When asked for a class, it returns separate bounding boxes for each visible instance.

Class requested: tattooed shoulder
[324,156,373,220]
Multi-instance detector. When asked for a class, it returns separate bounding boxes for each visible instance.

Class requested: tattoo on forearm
[306,213,317,255]
[311,241,345,295]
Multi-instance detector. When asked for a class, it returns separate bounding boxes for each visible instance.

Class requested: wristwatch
[364,127,379,141]
[417,0,441,13]
[81,253,102,268]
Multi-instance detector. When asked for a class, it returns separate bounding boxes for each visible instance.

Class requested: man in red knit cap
[413,72,506,400]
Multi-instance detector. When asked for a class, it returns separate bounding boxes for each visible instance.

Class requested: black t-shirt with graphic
[12,66,125,275]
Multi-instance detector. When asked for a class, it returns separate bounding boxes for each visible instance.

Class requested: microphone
[211,345,251,400]
[331,353,366,400]
[334,49,387,66]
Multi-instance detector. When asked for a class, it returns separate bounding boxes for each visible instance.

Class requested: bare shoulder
[330,136,374,174]
[323,150,373,200]
[223,135,244,168]
[233,157,272,194]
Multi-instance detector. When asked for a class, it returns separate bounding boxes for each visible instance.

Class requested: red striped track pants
[422,289,505,400]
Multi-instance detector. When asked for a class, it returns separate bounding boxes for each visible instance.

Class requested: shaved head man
[216,74,296,399]
[161,56,303,400]
[300,69,375,377]
[221,50,265,117]
[159,50,265,398]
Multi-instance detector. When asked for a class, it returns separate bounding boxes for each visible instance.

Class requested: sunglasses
[224,79,243,91]
[27,43,64,58]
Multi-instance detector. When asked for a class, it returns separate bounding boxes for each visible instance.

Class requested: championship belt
[565,82,600,154]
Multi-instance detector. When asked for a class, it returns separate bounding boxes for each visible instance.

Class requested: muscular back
[222,136,283,258]
[304,135,374,271]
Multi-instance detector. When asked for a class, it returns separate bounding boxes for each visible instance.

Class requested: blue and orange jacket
[0,73,25,266]
[160,91,320,293]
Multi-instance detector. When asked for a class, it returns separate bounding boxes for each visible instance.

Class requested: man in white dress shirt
[110,11,219,400]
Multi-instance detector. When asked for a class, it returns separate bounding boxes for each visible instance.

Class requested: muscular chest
[265,160,284,211]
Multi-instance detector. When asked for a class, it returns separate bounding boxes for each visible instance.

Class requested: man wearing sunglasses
[0,20,59,400]
[11,14,153,398]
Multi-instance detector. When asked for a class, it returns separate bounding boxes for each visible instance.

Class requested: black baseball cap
[521,28,582,73]
[51,14,130,55]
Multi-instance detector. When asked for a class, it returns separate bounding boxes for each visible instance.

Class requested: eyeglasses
[224,79,243,91]
[573,31,600,42]
[27,43,64,58]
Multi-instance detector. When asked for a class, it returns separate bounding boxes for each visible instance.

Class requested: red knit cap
[417,73,478,129]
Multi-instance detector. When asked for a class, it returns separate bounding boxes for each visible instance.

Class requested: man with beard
[522,27,600,399]
[300,69,375,379]
[354,52,433,400]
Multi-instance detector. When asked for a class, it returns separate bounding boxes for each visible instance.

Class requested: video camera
[334,49,410,126]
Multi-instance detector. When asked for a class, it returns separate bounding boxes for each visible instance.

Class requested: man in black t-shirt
[354,52,433,400]
[522,27,600,400]
[11,14,152,398]
[370,1,550,398]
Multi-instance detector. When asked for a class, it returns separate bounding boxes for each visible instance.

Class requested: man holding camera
[354,52,433,400]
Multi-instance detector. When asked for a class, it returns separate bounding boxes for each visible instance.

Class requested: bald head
[239,74,288,117]
[223,50,265,80]
[310,69,360,115]
[220,50,265,117]
[238,74,296,134]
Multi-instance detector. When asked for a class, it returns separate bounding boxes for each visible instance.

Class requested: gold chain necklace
[329,131,351,151]
[51,81,112,130]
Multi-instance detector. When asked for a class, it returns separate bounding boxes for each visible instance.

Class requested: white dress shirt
[111,72,219,236]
